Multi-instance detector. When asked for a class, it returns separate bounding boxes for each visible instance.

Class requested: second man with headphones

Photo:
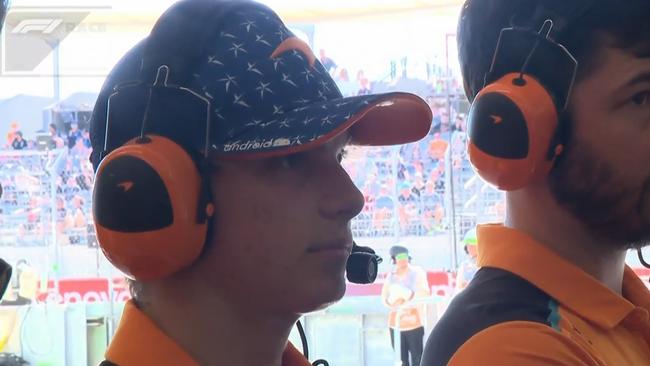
[422,0,650,365]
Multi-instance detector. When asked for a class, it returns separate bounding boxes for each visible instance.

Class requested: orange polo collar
[477,224,650,330]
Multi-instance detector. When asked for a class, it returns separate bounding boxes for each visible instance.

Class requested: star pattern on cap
[188,6,392,156]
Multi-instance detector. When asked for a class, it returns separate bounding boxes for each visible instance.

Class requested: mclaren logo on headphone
[489,115,503,124]
[118,181,134,192]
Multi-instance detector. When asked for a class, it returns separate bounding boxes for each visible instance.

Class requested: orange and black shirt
[423,224,650,365]
[100,300,311,366]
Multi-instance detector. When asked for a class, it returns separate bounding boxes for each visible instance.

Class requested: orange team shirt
[422,224,650,365]
[103,300,311,366]
[428,139,449,160]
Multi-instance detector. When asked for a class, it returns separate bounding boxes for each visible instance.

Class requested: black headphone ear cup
[93,135,213,281]
[467,73,561,191]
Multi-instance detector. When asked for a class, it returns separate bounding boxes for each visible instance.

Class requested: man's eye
[337,148,348,163]
[632,91,650,107]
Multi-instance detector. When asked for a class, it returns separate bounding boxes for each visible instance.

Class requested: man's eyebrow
[617,71,650,93]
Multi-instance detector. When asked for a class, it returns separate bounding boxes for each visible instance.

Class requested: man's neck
[140,279,298,366]
[505,185,627,295]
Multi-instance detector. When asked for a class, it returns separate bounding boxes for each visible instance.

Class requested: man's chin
[296,277,347,313]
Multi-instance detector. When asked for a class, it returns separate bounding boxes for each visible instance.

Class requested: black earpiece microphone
[638,249,650,269]
[0,1,11,302]
[0,182,10,300]
[346,242,383,284]
[0,258,10,300]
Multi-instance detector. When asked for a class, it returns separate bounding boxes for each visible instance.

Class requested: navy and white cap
[90,0,432,169]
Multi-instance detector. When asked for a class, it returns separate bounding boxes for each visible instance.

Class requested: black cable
[295,320,330,366]
[0,259,11,299]
[296,320,309,359]
[638,249,650,269]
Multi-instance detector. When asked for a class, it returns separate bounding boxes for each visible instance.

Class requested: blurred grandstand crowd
[0,54,494,249]
[1,120,95,247]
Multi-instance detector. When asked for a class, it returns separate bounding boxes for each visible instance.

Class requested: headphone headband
[104,66,212,154]
[483,0,594,110]
[484,25,577,112]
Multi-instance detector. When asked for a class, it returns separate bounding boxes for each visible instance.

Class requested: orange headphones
[466,9,584,191]
[93,67,214,281]
[92,1,245,281]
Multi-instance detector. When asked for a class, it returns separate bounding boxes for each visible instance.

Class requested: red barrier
[31,267,648,303]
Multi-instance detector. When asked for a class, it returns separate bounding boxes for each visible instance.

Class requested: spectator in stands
[423,1,650,365]
[432,202,444,229]
[75,169,92,191]
[438,108,450,137]
[381,245,430,366]
[71,195,86,228]
[63,175,80,202]
[454,227,478,292]
[428,132,448,161]
[64,195,87,245]
[55,196,69,239]
[398,182,416,204]
[450,126,468,171]
[67,122,82,149]
[10,131,27,150]
[356,70,371,95]
[335,68,358,97]
[48,123,65,149]
[81,129,91,148]
[451,113,466,133]
[399,202,419,234]
[412,172,426,199]
[5,122,19,149]
[374,185,396,234]
[362,171,380,199]
[319,48,338,74]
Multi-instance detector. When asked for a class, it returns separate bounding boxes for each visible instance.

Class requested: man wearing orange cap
[90,1,432,365]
